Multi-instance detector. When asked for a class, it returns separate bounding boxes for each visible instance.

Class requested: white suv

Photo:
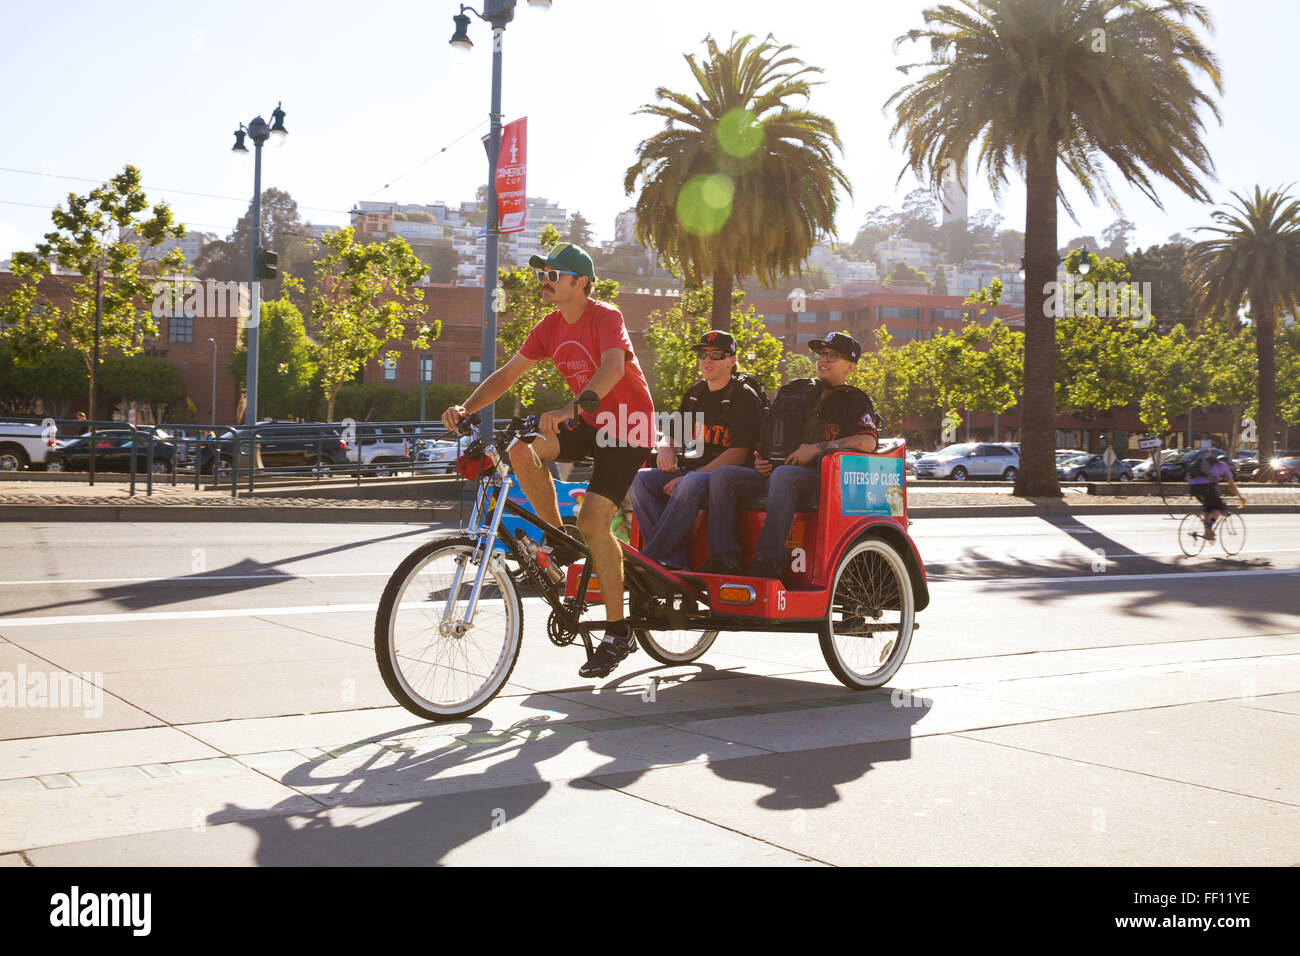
[344,425,413,477]
[0,421,62,471]
[914,442,1020,481]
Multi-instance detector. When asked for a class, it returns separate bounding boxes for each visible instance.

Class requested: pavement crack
[578,774,833,866]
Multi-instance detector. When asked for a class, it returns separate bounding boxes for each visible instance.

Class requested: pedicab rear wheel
[819,537,916,689]
[631,593,718,664]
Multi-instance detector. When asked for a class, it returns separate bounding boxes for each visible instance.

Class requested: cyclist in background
[1188,450,1245,541]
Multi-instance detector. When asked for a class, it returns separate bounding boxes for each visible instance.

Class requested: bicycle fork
[443,475,515,631]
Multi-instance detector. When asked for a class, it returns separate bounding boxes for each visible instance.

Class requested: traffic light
[256,247,279,281]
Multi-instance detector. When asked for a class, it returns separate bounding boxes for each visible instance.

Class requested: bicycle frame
[450,429,602,653]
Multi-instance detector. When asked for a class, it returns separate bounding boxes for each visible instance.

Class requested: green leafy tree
[193,188,310,295]
[1133,324,1208,436]
[0,344,88,418]
[884,262,933,291]
[642,286,783,409]
[99,354,186,423]
[851,329,943,443]
[232,299,319,421]
[1188,186,1300,476]
[566,211,594,247]
[888,0,1222,497]
[306,227,434,420]
[1,165,186,418]
[1202,324,1256,456]
[1124,241,1197,327]
[781,351,817,383]
[1274,323,1300,431]
[850,205,900,262]
[966,319,1023,424]
[625,32,851,328]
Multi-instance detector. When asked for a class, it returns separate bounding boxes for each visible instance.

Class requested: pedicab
[375,411,929,720]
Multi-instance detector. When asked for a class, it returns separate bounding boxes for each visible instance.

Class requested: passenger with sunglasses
[627,329,764,569]
[441,242,655,679]
[702,332,878,583]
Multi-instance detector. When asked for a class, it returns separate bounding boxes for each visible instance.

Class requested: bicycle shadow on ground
[206,666,927,865]
[928,512,1290,630]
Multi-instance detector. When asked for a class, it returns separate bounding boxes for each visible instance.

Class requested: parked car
[1151,447,1231,482]
[913,442,1020,480]
[1055,449,1089,464]
[344,425,414,476]
[1056,453,1133,481]
[47,430,176,474]
[1233,456,1262,482]
[0,421,62,471]
[198,424,351,476]
[1272,455,1300,483]
[415,438,461,475]
[1122,458,1145,471]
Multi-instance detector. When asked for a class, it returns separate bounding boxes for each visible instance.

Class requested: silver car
[913,442,1020,481]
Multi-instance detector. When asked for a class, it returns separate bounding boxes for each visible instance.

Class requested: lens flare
[717,108,764,158]
[676,173,734,235]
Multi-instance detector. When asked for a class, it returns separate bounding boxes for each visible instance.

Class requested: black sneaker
[579,630,637,678]
[701,555,741,575]
[748,556,784,580]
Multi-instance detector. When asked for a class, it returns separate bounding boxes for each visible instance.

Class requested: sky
[3,0,1297,267]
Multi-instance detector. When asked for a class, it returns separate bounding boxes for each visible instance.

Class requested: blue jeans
[628,467,712,568]
[707,464,820,566]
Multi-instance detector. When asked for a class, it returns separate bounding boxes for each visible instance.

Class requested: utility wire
[362,119,488,200]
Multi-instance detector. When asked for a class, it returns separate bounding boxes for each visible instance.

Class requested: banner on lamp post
[495,117,527,233]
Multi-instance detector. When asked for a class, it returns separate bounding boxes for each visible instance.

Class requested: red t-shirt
[519,298,656,447]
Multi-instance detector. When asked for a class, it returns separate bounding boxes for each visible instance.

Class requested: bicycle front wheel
[375,535,523,720]
[1219,512,1246,556]
[1177,513,1207,557]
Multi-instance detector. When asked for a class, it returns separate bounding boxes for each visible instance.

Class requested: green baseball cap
[528,242,595,283]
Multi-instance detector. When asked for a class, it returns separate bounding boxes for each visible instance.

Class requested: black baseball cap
[809,331,862,363]
[693,329,736,355]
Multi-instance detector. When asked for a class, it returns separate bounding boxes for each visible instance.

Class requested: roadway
[0,513,1296,865]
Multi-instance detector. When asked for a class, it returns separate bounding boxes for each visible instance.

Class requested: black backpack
[757,378,886,462]
[757,378,825,462]
[1184,449,1223,480]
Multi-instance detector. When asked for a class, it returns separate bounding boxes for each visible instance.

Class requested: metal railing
[1,416,523,497]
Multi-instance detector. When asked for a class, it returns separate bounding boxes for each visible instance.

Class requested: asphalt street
[0,513,1296,866]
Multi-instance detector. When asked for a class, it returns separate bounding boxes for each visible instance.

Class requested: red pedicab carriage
[375,414,928,720]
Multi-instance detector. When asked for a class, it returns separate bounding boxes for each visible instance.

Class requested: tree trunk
[1252,290,1277,480]
[1013,143,1063,498]
[712,266,733,330]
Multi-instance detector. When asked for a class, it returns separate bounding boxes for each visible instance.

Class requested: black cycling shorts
[555,420,651,505]
[1190,482,1224,513]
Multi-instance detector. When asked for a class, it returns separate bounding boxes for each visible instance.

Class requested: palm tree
[624,33,850,328]
[887,0,1221,497]
[1189,186,1300,477]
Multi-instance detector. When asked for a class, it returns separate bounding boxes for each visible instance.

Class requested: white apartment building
[877,238,938,274]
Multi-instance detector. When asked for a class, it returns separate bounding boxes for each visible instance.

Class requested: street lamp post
[450,0,550,436]
[209,337,217,426]
[231,103,287,426]
[420,349,429,422]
